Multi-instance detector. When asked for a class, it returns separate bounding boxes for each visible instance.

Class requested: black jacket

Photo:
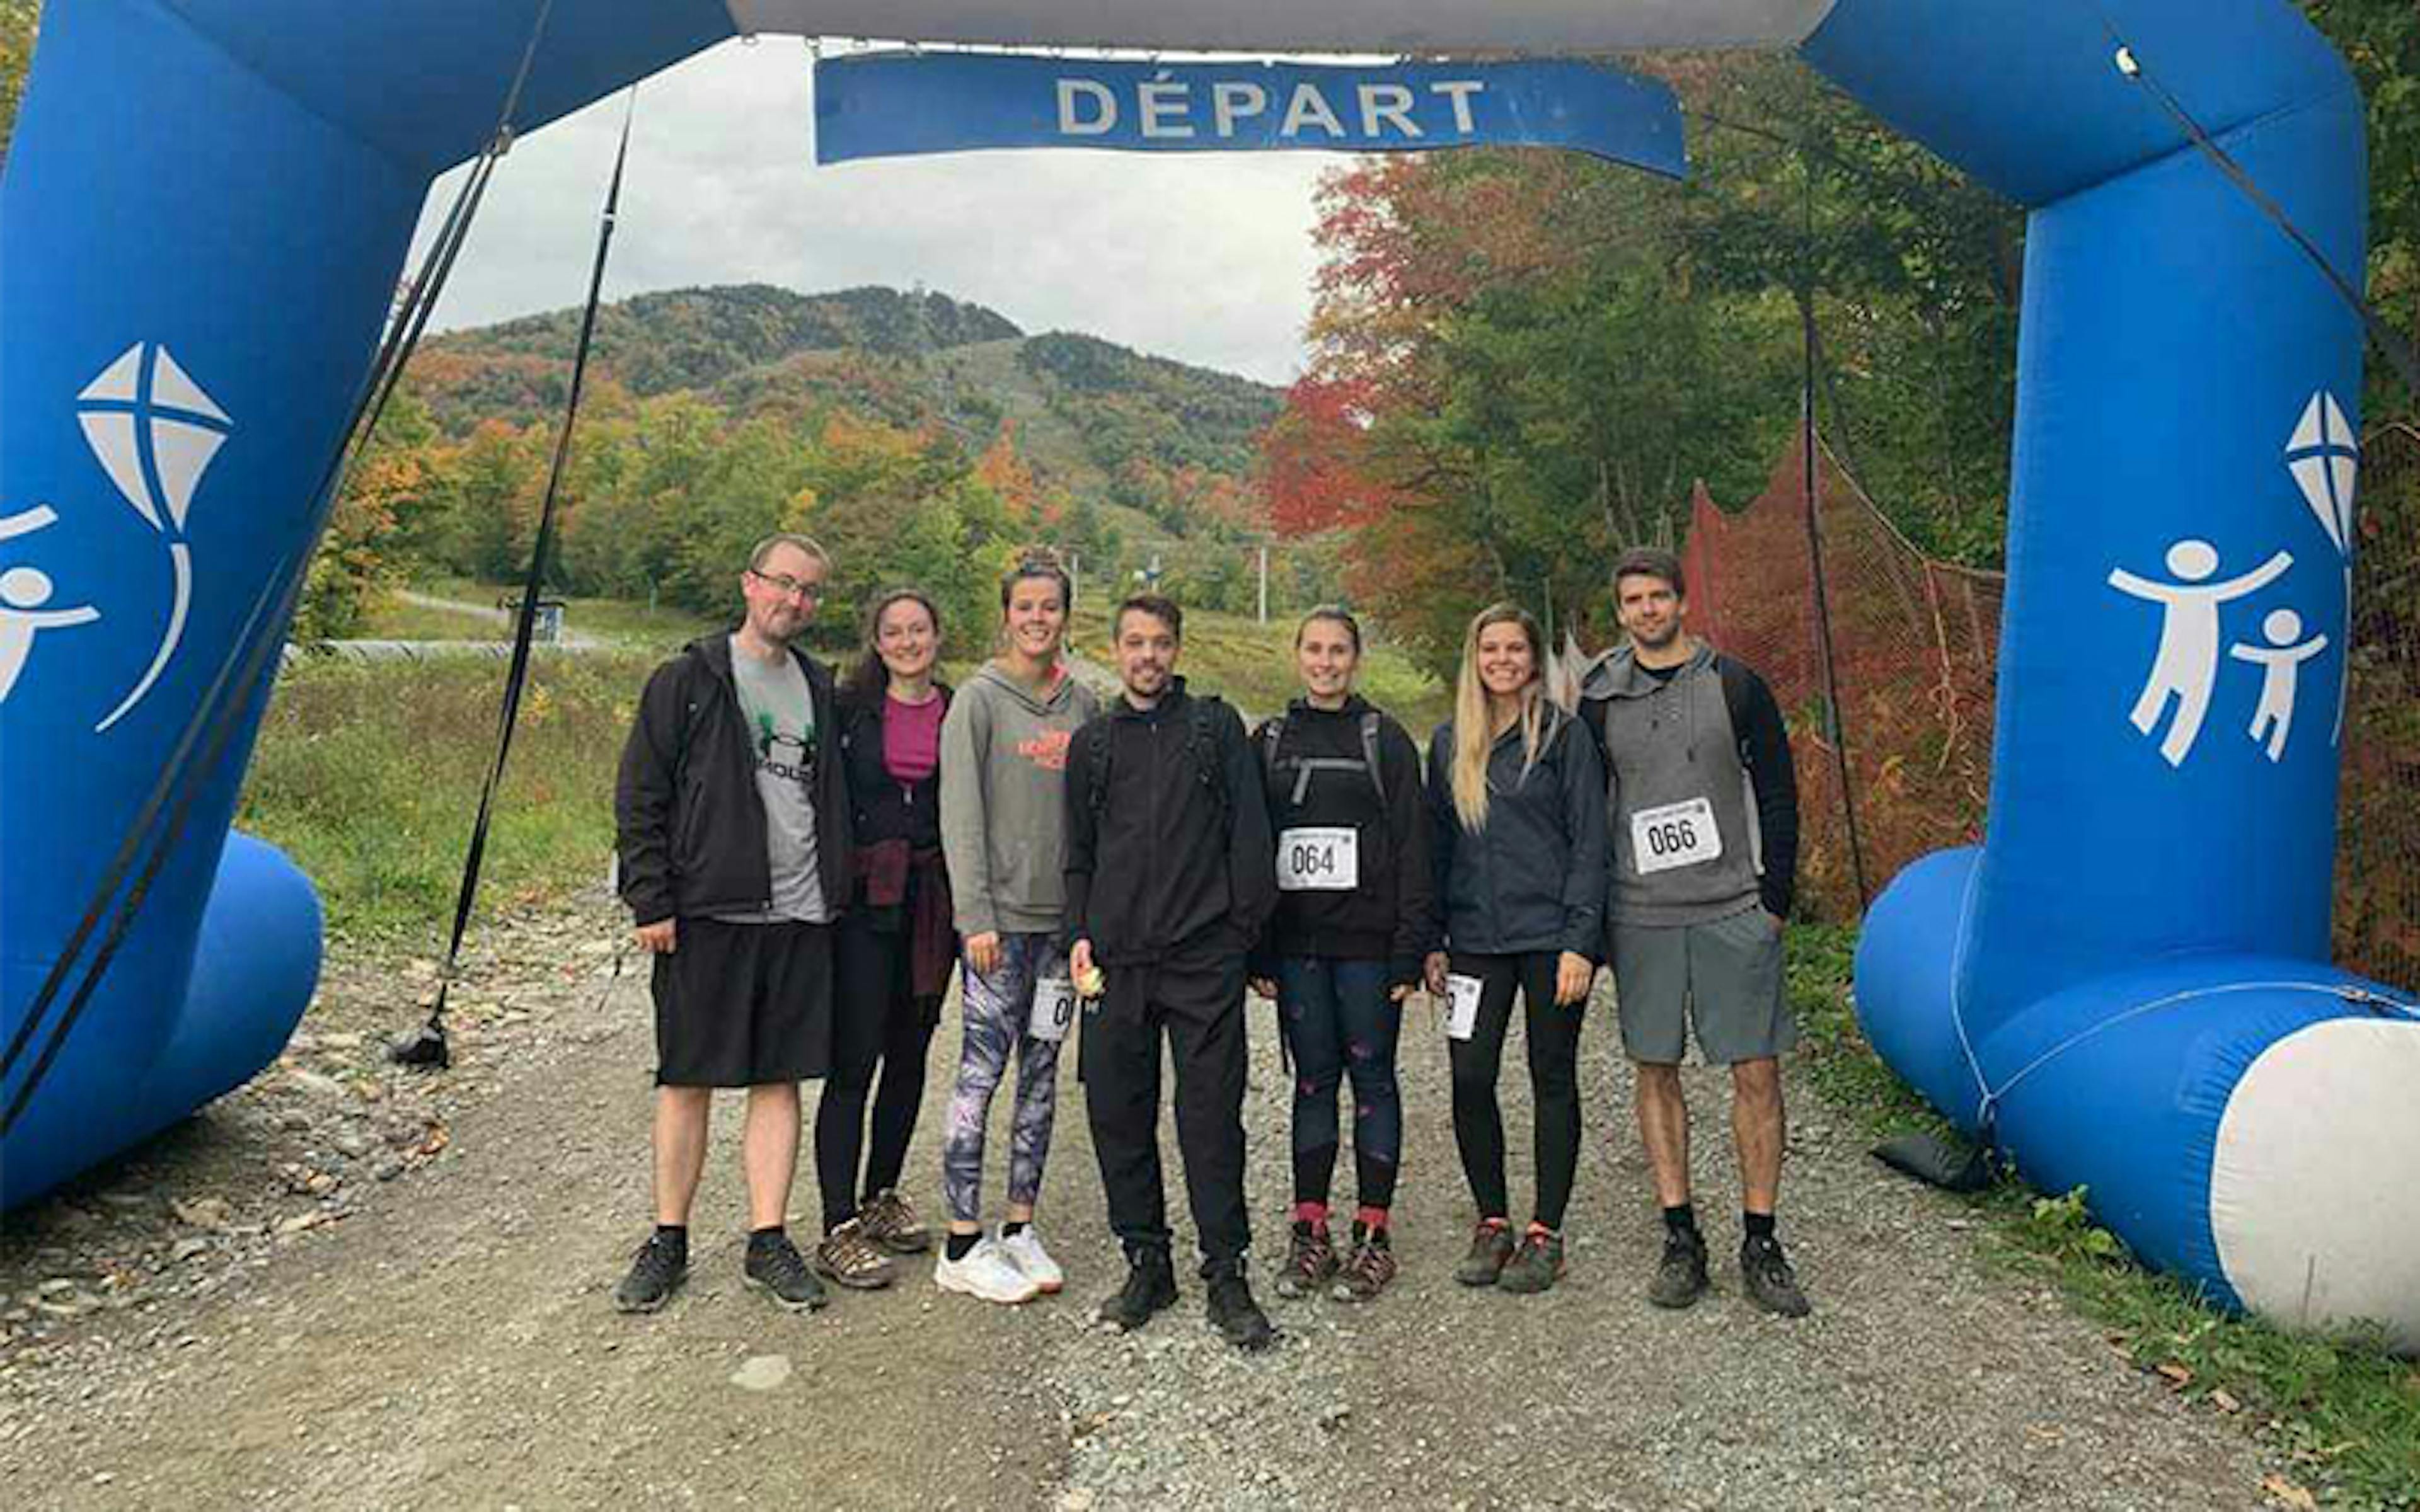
[1253,696,1434,987]
[1427,705,1607,959]
[1063,679,1277,966]
[836,681,950,852]
[614,634,853,927]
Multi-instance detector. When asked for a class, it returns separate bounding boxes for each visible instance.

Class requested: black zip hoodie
[1426,704,1607,959]
[1063,678,1277,966]
[614,633,853,926]
[1253,696,1434,987]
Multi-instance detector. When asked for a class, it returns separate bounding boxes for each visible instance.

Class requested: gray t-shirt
[714,637,829,924]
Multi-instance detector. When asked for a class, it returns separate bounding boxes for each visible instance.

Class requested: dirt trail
[0,894,2272,1509]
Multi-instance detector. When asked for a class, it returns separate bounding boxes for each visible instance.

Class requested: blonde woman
[1422,603,1606,1295]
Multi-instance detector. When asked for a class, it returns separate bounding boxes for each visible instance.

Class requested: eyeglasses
[749,568,823,602]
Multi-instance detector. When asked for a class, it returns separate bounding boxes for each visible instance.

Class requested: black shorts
[652,918,834,1087]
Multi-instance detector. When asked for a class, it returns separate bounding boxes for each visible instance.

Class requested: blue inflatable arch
[5,0,2415,1347]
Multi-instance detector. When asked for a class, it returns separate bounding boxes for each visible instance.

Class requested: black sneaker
[1648,1226,1709,1310]
[613,1231,688,1314]
[743,1230,829,1312]
[1274,1220,1339,1299]
[1204,1264,1277,1353]
[1453,1218,1516,1286]
[1096,1246,1180,1332]
[1740,1235,1812,1318]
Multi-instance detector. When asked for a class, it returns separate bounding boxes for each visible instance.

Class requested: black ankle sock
[1003,1220,1029,1239]
[1743,1211,1777,1244]
[945,1231,979,1262]
[747,1225,785,1248]
[655,1223,688,1255]
[1662,1203,1698,1236]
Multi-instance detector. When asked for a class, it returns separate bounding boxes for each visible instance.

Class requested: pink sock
[1293,1200,1330,1231]
[1356,1206,1390,1234]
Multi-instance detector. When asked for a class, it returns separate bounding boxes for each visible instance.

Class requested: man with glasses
[611,533,854,1314]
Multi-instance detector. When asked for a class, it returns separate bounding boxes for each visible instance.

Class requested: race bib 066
[1630,796,1723,876]
[1030,976,1078,1043]
[1277,827,1359,891]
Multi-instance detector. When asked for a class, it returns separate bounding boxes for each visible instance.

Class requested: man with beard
[1066,595,1281,1350]
[1579,547,1809,1317]
[611,534,853,1315]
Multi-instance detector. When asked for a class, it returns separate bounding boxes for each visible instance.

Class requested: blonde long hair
[1451,603,1551,832]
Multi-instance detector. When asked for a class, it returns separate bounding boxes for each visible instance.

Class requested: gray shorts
[1610,907,1794,1066]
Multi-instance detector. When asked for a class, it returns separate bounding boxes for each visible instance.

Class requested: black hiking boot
[613,1230,688,1314]
[1204,1262,1278,1353]
[1453,1218,1516,1286]
[742,1230,829,1312]
[1740,1234,1812,1318]
[1274,1219,1339,1299]
[1648,1225,1709,1310]
[1096,1246,1180,1332]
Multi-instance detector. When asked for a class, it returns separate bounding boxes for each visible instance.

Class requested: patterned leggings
[940,932,1066,1225]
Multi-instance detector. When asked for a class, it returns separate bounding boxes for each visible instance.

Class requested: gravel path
[0,892,2273,1509]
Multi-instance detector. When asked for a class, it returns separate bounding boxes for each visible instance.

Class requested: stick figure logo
[74,343,232,732]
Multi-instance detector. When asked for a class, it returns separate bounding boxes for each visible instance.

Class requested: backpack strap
[1258,713,1288,791]
[1359,709,1387,807]
[1086,718,1114,816]
[1185,696,1231,817]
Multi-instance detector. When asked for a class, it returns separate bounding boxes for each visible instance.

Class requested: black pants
[1081,932,1251,1268]
[816,910,942,1232]
[1448,950,1582,1230]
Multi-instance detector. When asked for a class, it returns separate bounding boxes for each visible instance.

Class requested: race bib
[1030,976,1078,1043]
[1444,973,1484,1041]
[1630,796,1724,876]
[1277,827,1359,891]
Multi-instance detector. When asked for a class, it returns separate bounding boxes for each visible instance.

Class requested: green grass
[239,653,646,942]
[367,575,726,654]
[1788,925,2420,1510]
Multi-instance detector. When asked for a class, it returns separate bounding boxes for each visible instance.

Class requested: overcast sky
[415,37,1351,386]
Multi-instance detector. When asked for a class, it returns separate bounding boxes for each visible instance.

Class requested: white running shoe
[933,1236,1041,1305]
[997,1226,1064,1294]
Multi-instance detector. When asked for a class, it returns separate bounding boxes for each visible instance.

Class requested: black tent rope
[0,1,558,1133]
[393,86,640,1070]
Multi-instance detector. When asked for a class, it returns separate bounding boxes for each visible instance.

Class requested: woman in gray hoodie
[931,554,1102,1305]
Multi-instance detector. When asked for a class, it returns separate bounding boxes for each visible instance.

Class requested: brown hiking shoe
[1332,1222,1397,1303]
[1274,1220,1339,1299]
[1496,1225,1565,1295]
[1453,1218,1515,1286]
[812,1218,899,1290]
[856,1189,931,1254]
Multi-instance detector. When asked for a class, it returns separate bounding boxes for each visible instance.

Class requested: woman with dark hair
[1424,602,1606,1295]
[1250,607,1432,1303]
[812,588,954,1290]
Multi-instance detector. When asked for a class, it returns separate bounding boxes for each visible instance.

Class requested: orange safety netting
[1680,423,2418,994]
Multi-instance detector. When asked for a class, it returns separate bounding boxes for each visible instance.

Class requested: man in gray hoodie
[1580,547,1809,1319]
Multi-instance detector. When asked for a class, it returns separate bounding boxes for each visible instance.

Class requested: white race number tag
[1630,796,1724,876]
[1030,976,1078,1043]
[1277,827,1359,891]
[1444,973,1484,1041]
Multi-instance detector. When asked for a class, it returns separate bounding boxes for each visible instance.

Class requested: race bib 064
[1630,796,1723,876]
[1277,827,1359,891]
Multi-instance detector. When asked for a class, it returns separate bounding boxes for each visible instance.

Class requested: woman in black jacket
[1249,608,1432,1304]
[1424,602,1606,1296]
[813,588,955,1290]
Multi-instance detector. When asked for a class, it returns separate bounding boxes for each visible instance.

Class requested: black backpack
[1258,709,1388,808]
[1085,694,1233,823]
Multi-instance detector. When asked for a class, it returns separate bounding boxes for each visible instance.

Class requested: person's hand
[1424,951,1450,999]
[1071,939,1104,998]
[1553,950,1594,1005]
[635,919,677,954]
[965,931,1003,976]
[1249,976,1278,1001]
[1765,909,1787,936]
[1389,982,1414,1004]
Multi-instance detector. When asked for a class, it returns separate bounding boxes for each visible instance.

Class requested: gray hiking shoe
[1648,1226,1710,1310]
[1740,1235,1812,1318]
[1495,1227,1565,1294]
[1453,1219,1515,1286]
[743,1230,829,1312]
[613,1231,687,1314]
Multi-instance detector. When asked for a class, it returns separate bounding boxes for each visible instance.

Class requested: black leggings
[817,911,942,1232]
[1279,956,1402,1211]
[1447,950,1582,1230]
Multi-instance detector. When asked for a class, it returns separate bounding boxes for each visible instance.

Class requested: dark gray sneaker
[1495,1227,1565,1294]
[613,1231,688,1314]
[1204,1265,1278,1352]
[743,1231,829,1312]
[1097,1246,1180,1332]
[1648,1226,1710,1310]
[1740,1235,1812,1318]
[1453,1219,1516,1286]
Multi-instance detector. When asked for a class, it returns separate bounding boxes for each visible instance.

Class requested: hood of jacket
[1580,638,1716,701]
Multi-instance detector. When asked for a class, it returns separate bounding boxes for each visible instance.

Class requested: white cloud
[415,38,1348,386]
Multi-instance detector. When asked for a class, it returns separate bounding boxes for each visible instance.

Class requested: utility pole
[1257,542,1269,624]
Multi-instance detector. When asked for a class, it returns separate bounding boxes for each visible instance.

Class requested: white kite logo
[2284,388,2357,745]
[75,343,231,732]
